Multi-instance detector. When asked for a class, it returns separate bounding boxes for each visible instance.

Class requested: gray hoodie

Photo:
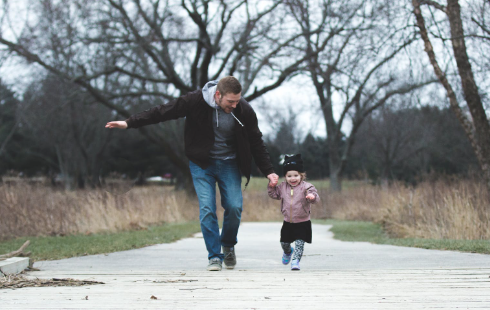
[202,80,243,160]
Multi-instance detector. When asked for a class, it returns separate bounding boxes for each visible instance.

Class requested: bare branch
[244,60,302,102]
[419,0,447,12]
[107,91,176,101]
[360,80,438,120]
[337,37,417,128]
[111,67,171,84]
[108,0,191,92]
[471,17,490,36]
[0,241,30,260]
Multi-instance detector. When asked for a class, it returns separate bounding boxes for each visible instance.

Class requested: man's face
[215,91,241,114]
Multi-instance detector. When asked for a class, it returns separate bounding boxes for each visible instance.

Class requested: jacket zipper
[290,187,294,223]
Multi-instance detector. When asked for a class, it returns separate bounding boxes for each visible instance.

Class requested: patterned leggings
[281,240,305,261]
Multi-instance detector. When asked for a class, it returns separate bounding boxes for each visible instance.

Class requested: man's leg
[216,159,243,247]
[216,159,242,268]
[189,161,223,262]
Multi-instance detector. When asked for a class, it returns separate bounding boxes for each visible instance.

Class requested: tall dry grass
[0,181,281,240]
[316,179,490,240]
[0,183,198,240]
[2,177,489,241]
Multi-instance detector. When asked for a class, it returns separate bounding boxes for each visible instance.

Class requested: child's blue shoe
[282,247,294,265]
[291,259,300,270]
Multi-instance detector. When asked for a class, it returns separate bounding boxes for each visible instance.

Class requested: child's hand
[267,173,279,187]
[306,193,315,201]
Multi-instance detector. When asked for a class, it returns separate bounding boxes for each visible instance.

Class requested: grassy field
[316,219,490,254]
[1,176,489,261]
[2,219,489,263]
[0,221,201,261]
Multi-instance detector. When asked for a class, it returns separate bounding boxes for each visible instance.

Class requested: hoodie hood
[202,80,219,109]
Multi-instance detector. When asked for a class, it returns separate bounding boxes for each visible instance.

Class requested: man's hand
[105,121,128,129]
[306,193,315,201]
[267,173,279,187]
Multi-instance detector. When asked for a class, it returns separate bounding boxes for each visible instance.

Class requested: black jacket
[125,89,275,184]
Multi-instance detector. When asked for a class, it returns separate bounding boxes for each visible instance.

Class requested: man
[106,76,279,271]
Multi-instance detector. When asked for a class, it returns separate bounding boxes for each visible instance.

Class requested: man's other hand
[105,121,128,129]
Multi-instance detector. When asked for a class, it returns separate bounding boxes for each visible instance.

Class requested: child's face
[285,170,302,187]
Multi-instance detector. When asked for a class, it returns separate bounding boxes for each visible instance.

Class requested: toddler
[267,154,320,270]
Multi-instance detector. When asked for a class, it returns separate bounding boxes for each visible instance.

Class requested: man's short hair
[217,76,242,96]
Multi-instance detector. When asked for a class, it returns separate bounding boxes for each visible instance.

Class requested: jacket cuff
[263,168,275,178]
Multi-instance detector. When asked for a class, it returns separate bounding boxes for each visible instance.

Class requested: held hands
[105,121,128,129]
[306,193,315,201]
[267,173,279,187]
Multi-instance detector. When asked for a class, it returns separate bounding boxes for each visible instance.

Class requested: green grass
[315,219,490,254]
[3,219,488,263]
[0,221,201,261]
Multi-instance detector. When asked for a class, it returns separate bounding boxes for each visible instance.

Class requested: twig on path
[1,273,104,289]
[0,241,30,261]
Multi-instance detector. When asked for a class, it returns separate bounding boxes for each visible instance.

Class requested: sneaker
[207,258,222,271]
[282,246,294,265]
[222,246,236,269]
[291,259,300,271]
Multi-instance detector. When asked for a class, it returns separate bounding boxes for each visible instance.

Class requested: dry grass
[0,180,282,240]
[1,177,489,241]
[0,183,198,240]
[316,179,490,240]
[241,189,283,222]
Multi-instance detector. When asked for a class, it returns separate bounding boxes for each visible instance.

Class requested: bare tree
[0,80,18,158]
[286,0,434,191]
[412,0,490,193]
[353,105,479,183]
[20,74,114,190]
[354,106,435,185]
[0,0,305,189]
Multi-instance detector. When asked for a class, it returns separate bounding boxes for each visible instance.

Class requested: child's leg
[292,239,305,261]
[281,242,294,265]
[280,242,292,254]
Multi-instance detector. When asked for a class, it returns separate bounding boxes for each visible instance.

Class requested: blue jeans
[189,159,243,260]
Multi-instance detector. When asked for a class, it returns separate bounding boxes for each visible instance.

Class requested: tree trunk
[446,0,490,191]
[329,167,342,192]
[328,136,343,192]
[412,0,490,193]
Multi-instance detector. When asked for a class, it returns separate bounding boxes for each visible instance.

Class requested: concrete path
[2,222,490,309]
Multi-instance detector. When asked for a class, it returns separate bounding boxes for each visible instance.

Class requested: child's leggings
[281,240,305,261]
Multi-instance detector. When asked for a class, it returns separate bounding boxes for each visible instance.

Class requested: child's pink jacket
[268,181,320,223]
